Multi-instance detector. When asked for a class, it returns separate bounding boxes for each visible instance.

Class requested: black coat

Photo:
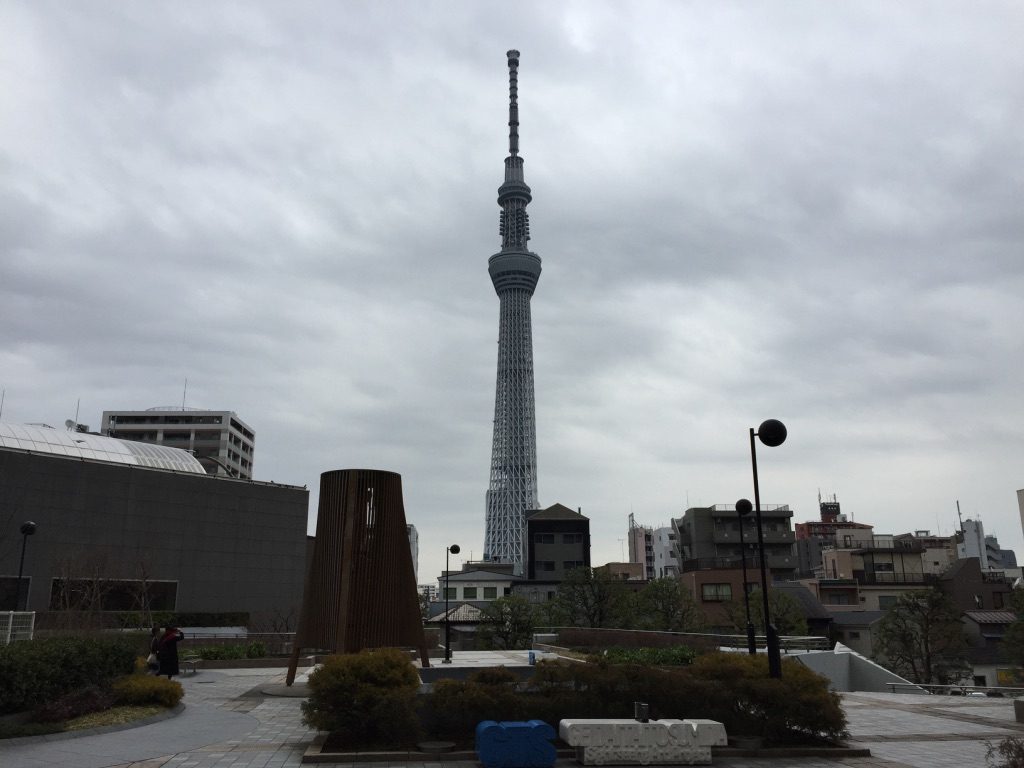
[155,630,184,676]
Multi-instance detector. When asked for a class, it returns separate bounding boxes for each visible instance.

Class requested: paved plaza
[2,657,1023,768]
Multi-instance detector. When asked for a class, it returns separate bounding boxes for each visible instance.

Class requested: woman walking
[154,625,185,679]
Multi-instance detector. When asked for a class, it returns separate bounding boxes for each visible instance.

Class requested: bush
[688,653,847,743]
[111,675,184,708]
[599,646,697,666]
[988,736,1024,768]
[422,667,525,738]
[301,648,421,747]
[189,641,266,660]
[32,685,115,723]
[0,634,138,715]
[522,655,847,745]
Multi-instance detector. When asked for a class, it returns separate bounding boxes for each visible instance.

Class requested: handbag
[146,652,159,670]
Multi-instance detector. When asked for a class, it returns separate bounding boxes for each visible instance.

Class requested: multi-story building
[793,497,872,577]
[672,504,797,581]
[627,515,678,579]
[102,407,255,479]
[525,504,590,581]
[0,422,306,623]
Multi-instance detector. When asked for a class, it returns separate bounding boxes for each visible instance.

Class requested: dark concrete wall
[0,449,308,624]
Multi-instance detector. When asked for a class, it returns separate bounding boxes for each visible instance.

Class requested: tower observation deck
[484,50,541,573]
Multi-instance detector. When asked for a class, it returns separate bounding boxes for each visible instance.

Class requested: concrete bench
[559,718,727,765]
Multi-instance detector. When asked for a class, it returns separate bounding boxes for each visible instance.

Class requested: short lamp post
[748,419,787,679]
[16,521,37,611]
[735,499,757,655]
[443,543,460,664]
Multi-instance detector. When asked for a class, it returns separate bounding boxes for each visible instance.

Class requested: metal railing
[1,611,35,645]
[538,626,830,653]
[887,682,1024,697]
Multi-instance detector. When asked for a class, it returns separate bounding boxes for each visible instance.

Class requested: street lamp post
[16,521,37,611]
[748,419,787,679]
[443,543,460,664]
[735,499,757,655]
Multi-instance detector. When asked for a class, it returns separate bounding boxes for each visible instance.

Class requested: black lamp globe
[757,419,787,448]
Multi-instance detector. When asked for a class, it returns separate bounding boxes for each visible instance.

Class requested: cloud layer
[2,1,1023,580]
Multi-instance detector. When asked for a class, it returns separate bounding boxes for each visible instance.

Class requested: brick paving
[2,664,1022,767]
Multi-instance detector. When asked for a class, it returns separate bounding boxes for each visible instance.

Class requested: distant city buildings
[102,407,255,479]
[627,514,677,579]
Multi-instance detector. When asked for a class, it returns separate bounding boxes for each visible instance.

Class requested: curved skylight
[0,423,208,474]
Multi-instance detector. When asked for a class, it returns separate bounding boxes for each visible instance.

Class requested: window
[49,578,177,611]
[848,631,861,639]
[562,533,583,544]
[873,562,894,572]
[483,587,497,599]
[534,533,555,544]
[503,587,511,596]
[563,560,584,570]
[701,583,732,602]
[444,588,456,599]
[878,595,897,610]
[463,587,477,599]
[539,561,555,572]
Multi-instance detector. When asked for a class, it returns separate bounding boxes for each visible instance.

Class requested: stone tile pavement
[2,664,1023,768]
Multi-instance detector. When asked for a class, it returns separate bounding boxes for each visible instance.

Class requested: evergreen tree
[873,588,969,684]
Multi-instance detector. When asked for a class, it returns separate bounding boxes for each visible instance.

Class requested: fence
[539,626,830,653]
[1,611,35,645]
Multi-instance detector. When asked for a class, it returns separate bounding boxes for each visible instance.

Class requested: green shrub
[301,648,421,747]
[111,675,183,708]
[188,641,266,660]
[522,655,846,745]
[599,646,697,666]
[422,667,525,738]
[32,685,115,723]
[688,653,847,743]
[0,634,138,715]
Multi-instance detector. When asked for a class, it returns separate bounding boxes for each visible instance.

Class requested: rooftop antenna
[182,378,188,410]
[0,388,5,421]
[74,397,80,426]
[957,499,964,532]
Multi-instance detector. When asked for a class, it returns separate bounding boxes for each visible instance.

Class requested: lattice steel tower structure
[483,50,542,572]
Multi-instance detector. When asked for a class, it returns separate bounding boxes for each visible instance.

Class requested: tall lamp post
[735,499,757,655]
[442,543,460,664]
[16,521,37,611]
[748,419,787,679]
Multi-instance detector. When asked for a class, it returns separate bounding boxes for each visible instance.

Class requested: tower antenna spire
[507,49,520,157]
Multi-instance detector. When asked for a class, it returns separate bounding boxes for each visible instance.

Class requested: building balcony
[713,528,795,546]
[827,539,924,553]
[681,556,797,574]
[852,571,937,585]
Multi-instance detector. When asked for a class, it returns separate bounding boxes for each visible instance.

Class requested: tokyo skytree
[483,50,541,572]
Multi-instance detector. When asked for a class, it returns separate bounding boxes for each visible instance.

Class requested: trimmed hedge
[421,655,847,745]
[112,675,183,707]
[598,646,697,666]
[190,641,267,660]
[32,685,115,723]
[0,634,139,715]
[302,648,421,748]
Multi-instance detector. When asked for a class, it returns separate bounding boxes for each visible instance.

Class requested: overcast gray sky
[2,1,1023,584]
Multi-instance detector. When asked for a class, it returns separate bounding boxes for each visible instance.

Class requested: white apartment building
[102,407,255,479]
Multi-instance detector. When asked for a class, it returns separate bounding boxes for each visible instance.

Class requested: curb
[0,703,185,746]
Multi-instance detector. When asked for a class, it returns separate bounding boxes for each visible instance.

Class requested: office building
[0,422,306,624]
[102,407,255,479]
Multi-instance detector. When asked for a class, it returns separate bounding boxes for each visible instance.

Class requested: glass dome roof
[0,423,208,474]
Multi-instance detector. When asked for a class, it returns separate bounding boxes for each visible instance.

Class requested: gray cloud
[2,1,1023,580]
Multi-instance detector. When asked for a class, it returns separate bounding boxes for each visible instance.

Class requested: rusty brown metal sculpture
[286,469,429,685]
